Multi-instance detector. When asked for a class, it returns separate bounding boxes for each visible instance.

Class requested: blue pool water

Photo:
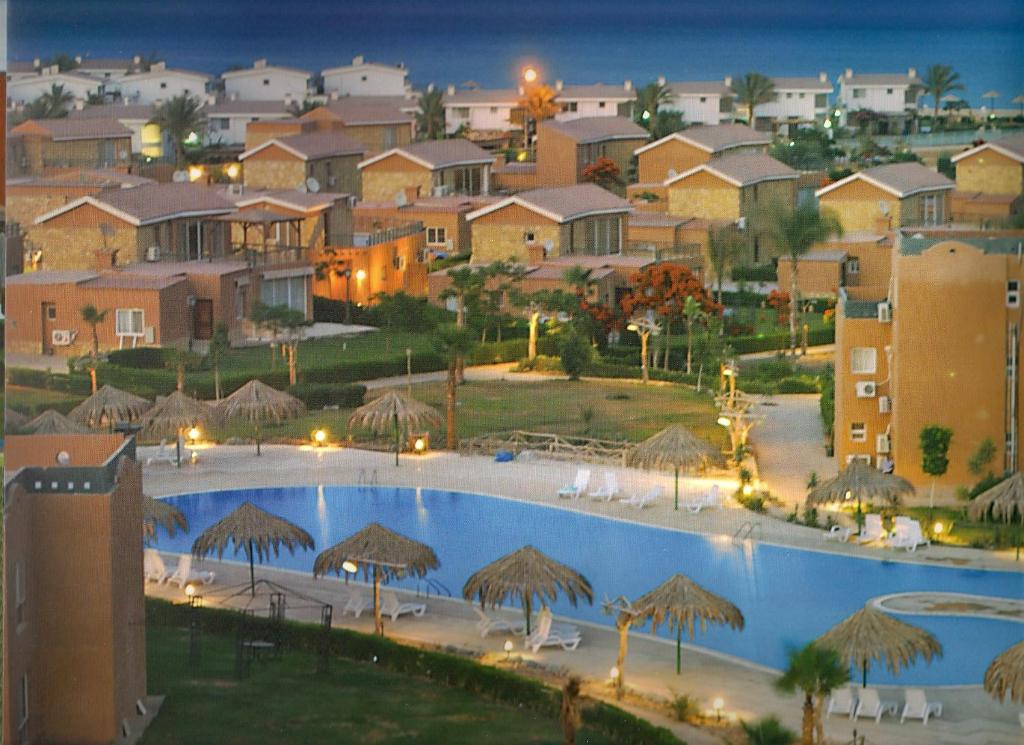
[156,486,1024,686]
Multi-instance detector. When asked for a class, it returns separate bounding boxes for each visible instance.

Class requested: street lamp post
[341,268,353,325]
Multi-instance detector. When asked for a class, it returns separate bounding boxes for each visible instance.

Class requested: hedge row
[286,383,367,409]
[146,598,683,745]
[608,327,834,357]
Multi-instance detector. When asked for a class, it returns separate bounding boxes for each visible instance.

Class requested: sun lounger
[144,548,170,583]
[853,688,898,723]
[166,554,215,589]
[620,485,661,509]
[685,484,722,513]
[473,607,527,638]
[857,514,886,544]
[524,610,582,653]
[826,686,857,718]
[823,525,854,542]
[900,688,942,724]
[588,472,620,501]
[558,468,590,499]
[380,590,426,621]
[145,439,178,466]
[343,589,372,618]
[888,519,930,552]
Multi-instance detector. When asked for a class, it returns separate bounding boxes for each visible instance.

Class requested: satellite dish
[394,189,408,207]
[172,170,189,183]
[306,177,321,193]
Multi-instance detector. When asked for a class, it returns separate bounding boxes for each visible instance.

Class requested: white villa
[662,78,735,125]
[7,67,102,105]
[752,74,833,133]
[836,68,924,132]
[222,59,310,101]
[321,55,410,97]
[116,63,211,105]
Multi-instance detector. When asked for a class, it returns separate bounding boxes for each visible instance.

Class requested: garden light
[742,484,753,497]
[187,165,204,182]
[414,437,426,453]
[188,427,201,442]
[717,416,731,427]
[504,639,514,659]
[609,666,620,680]
[341,560,358,574]
[355,269,367,281]
[225,163,240,179]
[184,583,196,598]
[712,697,724,722]
[313,429,327,446]
[934,521,944,535]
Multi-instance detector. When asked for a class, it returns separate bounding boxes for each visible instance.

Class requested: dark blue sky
[10,1,1024,103]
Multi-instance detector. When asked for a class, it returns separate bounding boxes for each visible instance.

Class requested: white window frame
[922,193,941,225]
[850,422,867,443]
[115,308,145,338]
[426,227,447,245]
[846,257,861,275]
[851,347,877,375]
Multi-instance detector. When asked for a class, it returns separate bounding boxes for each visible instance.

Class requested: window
[786,92,793,99]
[850,422,867,442]
[561,101,578,113]
[851,347,877,374]
[453,107,469,118]
[852,88,865,99]
[45,305,57,320]
[904,88,917,104]
[160,82,167,89]
[15,560,26,628]
[263,78,270,85]
[846,257,860,274]
[490,106,498,113]
[361,74,367,82]
[922,193,941,225]
[598,101,606,108]
[115,309,145,337]
[426,227,447,245]
[186,221,203,260]
[799,92,805,99]
[235,284,248,320]
[699,96,707,103]
[211,117,229,130]
[1008,280,1020,308]
[886,88,893,94]
[393,255,406,271]
[260,275,307,313]
[524,231,536,243]
[753,237,760,263]
[383,126,397,149]
[814,93,827,108]
[19,674,28,729]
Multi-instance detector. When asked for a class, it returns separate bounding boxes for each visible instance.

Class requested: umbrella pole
[373,564,383,636]
[394,411,400,467]
[176,428,182,468]
[524,595,531,636]
[862,660,867,688]
[676,626,681,675]
[256,422,261,457]
[248,539,256,597]
[674,467,680,511]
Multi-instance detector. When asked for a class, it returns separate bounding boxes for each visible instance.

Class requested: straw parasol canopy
[807,460,915,529]
[216,379,305,455]
[140,390,218,441]
[462,545,593,635]
[23,409,91,435]
[968,472,1024,559]
[192,501,315,595]
[314,522,439,636]
[5,408,28,432]
[347,390,442,466]
[633,573,744,674]
[984,640,1024,704]
[627,425,725,510]
[143,495,189,542]
[816,604,942,687]
[68,384,152,428]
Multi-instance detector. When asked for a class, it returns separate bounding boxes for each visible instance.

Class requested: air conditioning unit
[877,302,891,323]
[432,185,451,197]
[878,395,891,413]
[145,245,161,262]
[875,434,891,454]
[51,329,73,346]
[855,381,877,398]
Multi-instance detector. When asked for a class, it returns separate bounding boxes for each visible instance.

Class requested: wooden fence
[458,430,632,465]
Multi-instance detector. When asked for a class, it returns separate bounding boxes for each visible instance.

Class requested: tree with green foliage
[207,322,231,400]
[634,80,672,129]
[682,295,708,374]
[967,437,996,477]
[649,110,687,139]
[25,84,75,119]
[434,323,475,449]
[277,306,313,386]
[922,64,964,127]
[756,202,842,356]
[741,716,796,745]
[707,225,746,305]
[416,86,446,140]
[250,302,286,368]
[774,643,849,745]
[43,53,79,72]
[558,328,591,380]
[733,72,776,125]
[770,128,840,171]
[920,425,953,512]
[150,94,207,167]
[80,304,108,393]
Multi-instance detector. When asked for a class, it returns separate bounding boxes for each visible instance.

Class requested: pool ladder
[732,521,761,544]
[416,578,452,599]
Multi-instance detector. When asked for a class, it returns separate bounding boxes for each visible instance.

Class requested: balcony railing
[350,218,423,247]
[230,243,312,267]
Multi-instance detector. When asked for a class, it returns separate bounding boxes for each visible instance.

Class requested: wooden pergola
[215,208,306,266]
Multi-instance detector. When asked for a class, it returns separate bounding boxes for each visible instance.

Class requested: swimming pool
[155,485,1024,686]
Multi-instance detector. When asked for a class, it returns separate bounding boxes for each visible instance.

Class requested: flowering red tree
[581,157,622,190]
[767,289,791,324]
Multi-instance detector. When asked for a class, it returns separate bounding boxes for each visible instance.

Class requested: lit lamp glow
[712,697,724,722]
[414,437,426,453]
[187,426,201,443]
[187,165,204,182]
[522,66,538,84]
[503,639,514,659]
[609,666,620,680]
[933,521,944,536]
[184,583,196,598]
[355,269,367,281]
[313,429,327,446]
[717,416,731,427]
[225,163,240,179]
[341,560,358,574]
[742,483,753,497]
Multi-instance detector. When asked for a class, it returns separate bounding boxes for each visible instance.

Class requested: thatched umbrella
[5,408,28,433]
[633,573,744,674]
[68,384,151,429]
[347,390,442,466]
[627,425,725,510]
[807,460,915,530]
[140,390,218,441]
[216,379,305,455]
[192,501,314,595]
[462,545,593,635]
[984,640,1024,704]
[816,604,942,687]
[314,522,439,636]
[143,495,188,542]
[968,472,1024,560]
[22,409,91,435]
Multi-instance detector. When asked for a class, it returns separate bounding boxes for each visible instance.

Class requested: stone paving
[143,444,1024,744]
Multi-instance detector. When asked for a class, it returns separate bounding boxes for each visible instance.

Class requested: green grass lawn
[142,625,617,745]
[216,331,438,374]
[5,384,83,417]
[210,378,724,449]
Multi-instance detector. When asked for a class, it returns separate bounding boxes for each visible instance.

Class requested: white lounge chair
[588,472,620,502]
[857,514,886,544]
[166,554,215,589]
[685,484,722,513]
[558,468,590,499]
[900,688,942,724]
[853,688,898,723]
[473,607,527,638]
[826,686,857,718]
[823,525,854,542]
[145,439,177,466]
[380,590,426,621]
[620,485,661,509]
[889,520,930,552]
[343,589,372,618]
[144,548,170,583]
[524,609,582,653]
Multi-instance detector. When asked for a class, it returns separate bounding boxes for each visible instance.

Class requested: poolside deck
[142,444,1024,744]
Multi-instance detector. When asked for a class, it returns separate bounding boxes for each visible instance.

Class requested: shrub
[513,355,562,373]
[802,506,819,528]
[667,690,700,722]
[776,376,820,394]
[741,715,797,745]
[969,471,1008,499]
[731,265,778,282]
[558,331,591,380]
[287,383,366,409]
[106,347,173,369]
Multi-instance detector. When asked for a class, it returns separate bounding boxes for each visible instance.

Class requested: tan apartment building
[6,171,155,233]
[833,229,1024,493]
[353,194,498,258]
[663,152,797,266]
[239,130,365,196]
[7,118,133,176]
[358,139,494,203]
[776,232,894,298]
[532,116,648,192]
[949,135,1024,224]
[3,435,151,745]
[466,184,630,264]
[300,97,416,155]
[815,163,954,233]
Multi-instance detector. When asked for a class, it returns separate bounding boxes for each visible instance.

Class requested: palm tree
[35,84,75,118]
[756,202,842,356]
[518,84,560,152]
[43,53,79,72]
[682,295,707,375]
[435,323,475,450]
[922,64,964,127]
[440,265,487,382]
[707,225,745,305]
[635,81,672,128]
[208,322,230,401]
[733,72,776,126]
[740,716,796,745]
[560,676,583,745]
[80,304,108,393]
[774,643,849,745]
[562,265,595,299]
[416,86,446,140]
[150,94,207,167]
